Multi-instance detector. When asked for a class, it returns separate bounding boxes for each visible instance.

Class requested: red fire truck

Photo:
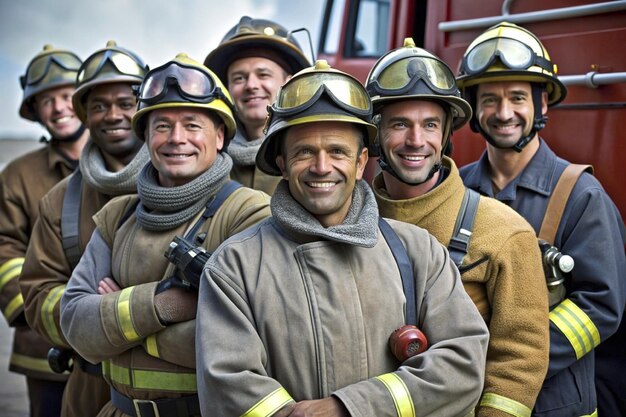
[317,0,626,221]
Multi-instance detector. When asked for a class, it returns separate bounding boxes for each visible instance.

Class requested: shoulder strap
[185,180,242,239]
[61,170,83,270]
[448,188,480,269]
[378,217,416,326]
[538,164,593,244]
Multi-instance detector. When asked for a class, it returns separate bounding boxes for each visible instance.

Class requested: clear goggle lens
[462,37,552,75]
[375,56,457,92]
[276,72,371,113]
[23,52,82,86]
[139,62,218,101]
[77,49,145,84]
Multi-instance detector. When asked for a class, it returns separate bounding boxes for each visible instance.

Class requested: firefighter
[0,44,89,417]
[19,40,150,417]
[195,60,489,416]
[204,15,310,194]
[456,22,626,417]
[59,53,271,417]
[366,38,550,417]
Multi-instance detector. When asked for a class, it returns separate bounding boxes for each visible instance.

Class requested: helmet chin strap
[471,83,547,153]
[48,124,87,144]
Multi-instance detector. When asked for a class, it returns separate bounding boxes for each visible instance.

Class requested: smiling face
[146,107,224,187]
[378,100,445,194]
[85,82,142,163]
[275,121,368,228]
[227,56,290,139]
[476,81,547,147]
[33,85,82,139]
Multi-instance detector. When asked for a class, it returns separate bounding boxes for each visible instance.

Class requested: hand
[153,287,198,324]
[278,397,349,417]
[98,277,121,295]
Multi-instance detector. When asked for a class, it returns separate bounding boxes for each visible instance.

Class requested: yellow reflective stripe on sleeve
[0,257,24,292]
[480,393,531,417]
[242,387,293,417]
[41,284,66,346]
[10,352,66,374]
[106,361,197,391]
[375,373,415,417]
[3,293,24,320]
[145,334,159,358]
[550,299,601,359]
[117,287,140,342]
[583,410,598,417]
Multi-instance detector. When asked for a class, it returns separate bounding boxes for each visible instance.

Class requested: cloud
[0,0,325,138]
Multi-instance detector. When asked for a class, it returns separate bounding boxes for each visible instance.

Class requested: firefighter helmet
[257,60,377,176]
[19,45,83,121]
[456,21,566,106]
[204,16,310,86]
[132,53,237,142]
[366,37,472,143]
[72,41,147,123]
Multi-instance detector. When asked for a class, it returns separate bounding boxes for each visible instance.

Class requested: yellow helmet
[19,45,82,121]
[456,21,566,106]
[132,53,237,142]
[72,41,147,123]
[204,16,310,85]
[257,60,377,176]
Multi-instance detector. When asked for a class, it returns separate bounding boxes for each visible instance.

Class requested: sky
[0,0,327,140]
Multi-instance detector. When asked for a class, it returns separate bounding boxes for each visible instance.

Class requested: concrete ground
[0,319,29,417]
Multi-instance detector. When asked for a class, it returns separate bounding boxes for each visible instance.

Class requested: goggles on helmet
[272,71,371,119]
[461,37,553,76]
[20,52,82,88]
[369,55,458,96]
[77,49,145,85]
[137,61,234,109]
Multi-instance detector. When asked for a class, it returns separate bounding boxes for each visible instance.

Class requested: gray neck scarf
[226,130,264,166]
[135,152,233,231]
[79,137,149,196]
[271,180,379,247]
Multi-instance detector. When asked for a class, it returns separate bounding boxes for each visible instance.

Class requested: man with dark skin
[19,41,149,417]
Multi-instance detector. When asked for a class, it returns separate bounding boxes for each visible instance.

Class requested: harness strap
[448,188,480,269]
[538,164,593,244]
[61,170,83,270]
[185,180,242,240]
[378,217,416,326]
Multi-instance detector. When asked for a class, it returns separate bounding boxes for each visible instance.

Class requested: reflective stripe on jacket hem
[242,387,293,417]
[479,393,531,417]
[375,373,415,417]
[41,284,66,346]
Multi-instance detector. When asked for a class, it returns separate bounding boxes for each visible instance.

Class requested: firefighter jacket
[226,130,281,195]
[60,185,270,417]
[196,180,490,417]
[460,139,626,417]
[20,172,113,417]
[0,144,75,380]
[373,157,549,417]
[229,162,281,195]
